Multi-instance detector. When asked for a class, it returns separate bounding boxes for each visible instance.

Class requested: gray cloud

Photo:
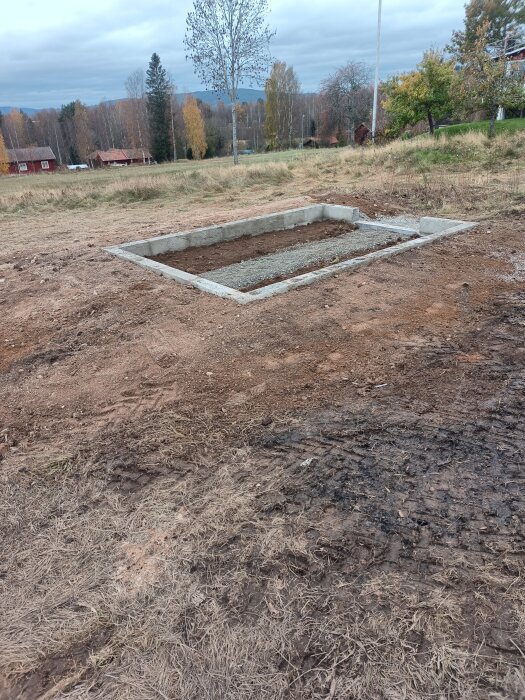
[0,0,465,108]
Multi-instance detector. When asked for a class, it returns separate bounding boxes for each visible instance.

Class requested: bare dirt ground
[0,157,524,699]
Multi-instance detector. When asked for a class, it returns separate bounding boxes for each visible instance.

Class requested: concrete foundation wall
[321,205,360,223]
[356,221,417,236]
[120,205,326,258]
[106,205,477,304]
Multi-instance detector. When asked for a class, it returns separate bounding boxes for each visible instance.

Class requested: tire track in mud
[253,291,525,581]
[248,360,524,669]
[258,379,523,563]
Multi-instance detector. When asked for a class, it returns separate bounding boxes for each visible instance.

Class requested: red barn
[87,148,152,168]
[7,147,57,175]
[355,123,371,145]
[506,44,525,65]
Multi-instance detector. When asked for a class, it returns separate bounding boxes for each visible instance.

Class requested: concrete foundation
[105,205,477,304]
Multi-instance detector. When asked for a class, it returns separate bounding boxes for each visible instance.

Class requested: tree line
[0,57,367,166]
[1,0,524,170]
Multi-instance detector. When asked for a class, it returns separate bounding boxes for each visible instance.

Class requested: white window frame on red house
[18,162,28,172]
[41,160,49,169]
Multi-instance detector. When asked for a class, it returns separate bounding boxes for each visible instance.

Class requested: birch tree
[184,0,274,164]
[320,63,372,145]
[264,61,300,149]
[124,69,149,153]
[450,0,525,55]
[73,101,92,162]
[5,109,26,148]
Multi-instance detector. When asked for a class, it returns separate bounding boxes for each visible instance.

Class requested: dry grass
[3,451,524,700]
[0,163,295,213]
[0,131,523,216]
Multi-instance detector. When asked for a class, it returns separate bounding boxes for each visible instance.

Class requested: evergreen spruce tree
[145,53,172,162]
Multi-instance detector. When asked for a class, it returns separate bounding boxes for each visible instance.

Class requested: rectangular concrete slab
[105,205,478,304]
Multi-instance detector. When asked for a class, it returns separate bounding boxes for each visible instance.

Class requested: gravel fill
[201,227,414,290]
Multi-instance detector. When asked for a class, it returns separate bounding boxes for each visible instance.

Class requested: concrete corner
[420,217,464,236]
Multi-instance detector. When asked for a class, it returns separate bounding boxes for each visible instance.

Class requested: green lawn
[436,117,525,137]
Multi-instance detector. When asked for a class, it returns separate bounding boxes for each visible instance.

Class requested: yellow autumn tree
[73,101,92,162]
[182,96,207,160]
[382,50,457,135]
[7,108,26,147]
[0,132,9,174]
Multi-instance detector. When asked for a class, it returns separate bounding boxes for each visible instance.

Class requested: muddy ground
[0,187,524,699]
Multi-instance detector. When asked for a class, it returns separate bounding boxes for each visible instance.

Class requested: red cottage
[506,44,525,65]
[7,147,57,175]
[87,148,152,168]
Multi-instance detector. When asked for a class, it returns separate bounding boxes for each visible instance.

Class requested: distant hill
[0,89,267,116]
[0,106,40,116]
[105,88,266,107]
[178,89,265,105]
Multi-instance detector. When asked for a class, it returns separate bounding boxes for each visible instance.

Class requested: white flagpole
[371,0,383,142]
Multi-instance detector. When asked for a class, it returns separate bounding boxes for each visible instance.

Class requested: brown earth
[150,218,358,274]
[0,176,524,699]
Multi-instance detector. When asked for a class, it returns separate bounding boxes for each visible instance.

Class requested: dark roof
[506,45,525,57]
[87,148,152,162]
[302,135,339,145]
[7,146,56,163]
[87,148,127,162]
[124,148,152,160]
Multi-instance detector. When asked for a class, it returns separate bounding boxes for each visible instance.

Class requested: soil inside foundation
[148,219,357,274]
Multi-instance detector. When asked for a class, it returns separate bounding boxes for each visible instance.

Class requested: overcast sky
[0,0,465,109]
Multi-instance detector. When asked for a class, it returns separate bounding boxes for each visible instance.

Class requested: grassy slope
[1,130,524,215]
[437,117,525,137]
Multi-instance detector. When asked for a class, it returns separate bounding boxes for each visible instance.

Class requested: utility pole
[301,114,305,148]
[169,88,177,162]
[371,0,383,143]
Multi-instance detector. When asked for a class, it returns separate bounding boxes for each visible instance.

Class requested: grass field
[1,131,524,214]
[437,116,525,137]
[1,131,525,700]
